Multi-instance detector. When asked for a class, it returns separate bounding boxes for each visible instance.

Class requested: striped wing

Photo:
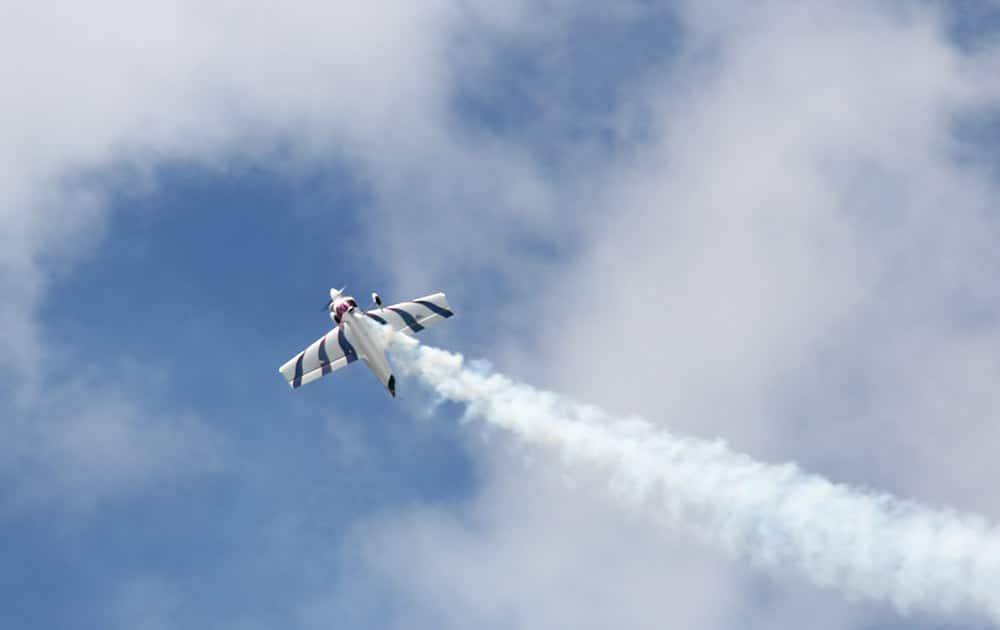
[278,326,359,389]
[364,292,454,335]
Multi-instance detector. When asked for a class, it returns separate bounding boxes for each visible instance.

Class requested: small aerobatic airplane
[278,288,453,397]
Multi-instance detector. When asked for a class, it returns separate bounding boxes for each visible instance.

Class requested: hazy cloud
[6,1,1000,629]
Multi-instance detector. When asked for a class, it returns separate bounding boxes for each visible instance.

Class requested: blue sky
[5,2,1000,629]
[12,165,478,627]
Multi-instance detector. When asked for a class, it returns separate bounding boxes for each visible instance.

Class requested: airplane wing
[278,326,360,389]
[364,292,454,335]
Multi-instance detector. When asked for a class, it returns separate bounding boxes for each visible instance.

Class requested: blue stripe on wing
[292,352,305,388]
[413,299,453,319]
[337,326,358,362]
[318,335,333,375]
[387,306,424,332]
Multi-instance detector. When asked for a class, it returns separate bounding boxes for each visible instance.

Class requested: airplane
[278,288,453,397]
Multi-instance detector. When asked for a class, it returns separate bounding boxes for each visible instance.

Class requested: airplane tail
[364,354,396,398]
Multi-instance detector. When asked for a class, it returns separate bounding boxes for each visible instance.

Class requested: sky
[4,1,1000,628]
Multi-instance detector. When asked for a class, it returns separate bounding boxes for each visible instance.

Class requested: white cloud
[348,442,904,630]
[513,0,1000,513]
[1,365,227,511]
[341,1,1000,629]
[0,0,562,509]
[355,459,744,630]
[6,0,1000,628]
[380,341,1000,623]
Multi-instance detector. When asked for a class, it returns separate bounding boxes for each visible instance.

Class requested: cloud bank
[6,1,1000,629]
[392,339,1000,623]
[0,0,567,508]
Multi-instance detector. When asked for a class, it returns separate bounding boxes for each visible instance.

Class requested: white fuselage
[336,302,395,395]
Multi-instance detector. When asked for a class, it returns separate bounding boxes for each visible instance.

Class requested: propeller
[320,286,347,311]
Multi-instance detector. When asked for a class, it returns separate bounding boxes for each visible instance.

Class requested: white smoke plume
[389,337,1000,624]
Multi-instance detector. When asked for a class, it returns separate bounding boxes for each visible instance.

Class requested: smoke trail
[389,337,1000,624]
